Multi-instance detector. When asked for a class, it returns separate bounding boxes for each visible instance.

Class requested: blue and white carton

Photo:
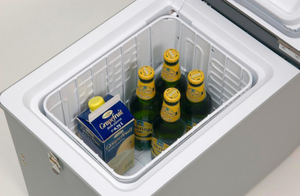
[77,94,135,175]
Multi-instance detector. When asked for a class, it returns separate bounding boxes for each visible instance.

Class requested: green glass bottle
[129,66,162,150]
[181,69,213,132]
[155,48,187,102]
[151,88,186,159]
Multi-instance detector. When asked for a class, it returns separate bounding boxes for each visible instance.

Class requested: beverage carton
[77,94,134,175]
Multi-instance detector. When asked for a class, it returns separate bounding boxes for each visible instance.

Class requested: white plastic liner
[43,16,252,182]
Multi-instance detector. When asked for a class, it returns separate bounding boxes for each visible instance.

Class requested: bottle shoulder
[128,90,138,109]
[153,117,186,141]
[181,92,213,113]
[129,91,162,112]
[153,117,186,128]
[155,72,187,83]
[180,73,188,81]
[154,73,187,95]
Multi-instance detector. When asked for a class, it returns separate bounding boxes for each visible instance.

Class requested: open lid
[234,0,300,38]
[207,0,300,67]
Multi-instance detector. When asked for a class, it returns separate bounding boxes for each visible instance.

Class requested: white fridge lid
[237,0,300,32]
[254,0,300,30]
[229,0,300,51]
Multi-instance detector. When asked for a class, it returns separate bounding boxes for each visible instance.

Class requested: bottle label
[134,120,153,141]
[136,80,155,100]
[186,83,206,103]
[161,101,180,122]
[161,63,181,82]
[151,137,169,158]
[186,121,197,132]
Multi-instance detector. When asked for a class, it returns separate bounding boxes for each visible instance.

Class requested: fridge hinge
[171,0,185,14]
[168,9,178,17]
[278,40,300,63]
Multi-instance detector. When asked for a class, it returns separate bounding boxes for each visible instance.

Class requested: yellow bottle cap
[164,49,180,63]
[88,96,105,112]
[188,69,204,85]
[138,66,155,80]
[164,88,181,103]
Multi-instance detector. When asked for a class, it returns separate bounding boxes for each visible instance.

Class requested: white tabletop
[1,1,300,195]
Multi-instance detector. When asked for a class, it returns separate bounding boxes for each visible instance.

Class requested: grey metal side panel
[154,73,300,196]
[5,112,100,196]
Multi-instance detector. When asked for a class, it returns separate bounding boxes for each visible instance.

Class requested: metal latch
[278,40,300,63]
[48,152,61,175]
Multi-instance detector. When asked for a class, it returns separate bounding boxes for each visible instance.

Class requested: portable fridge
[1,0,300,195]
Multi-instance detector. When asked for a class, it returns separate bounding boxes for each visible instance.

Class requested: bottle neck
[136,78,156,100]
[186,82,206,103]
[160,100,180,122]
[161,61,181,83]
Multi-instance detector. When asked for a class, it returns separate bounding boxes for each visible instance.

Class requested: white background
[1,0,300,195]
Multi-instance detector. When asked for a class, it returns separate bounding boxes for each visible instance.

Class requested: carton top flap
[89,94,120,122]
[90,97,134,141]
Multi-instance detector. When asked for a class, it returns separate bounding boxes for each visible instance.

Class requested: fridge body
[1,0,300,195]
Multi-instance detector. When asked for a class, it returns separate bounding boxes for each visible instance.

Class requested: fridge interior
[44,15,253,182]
